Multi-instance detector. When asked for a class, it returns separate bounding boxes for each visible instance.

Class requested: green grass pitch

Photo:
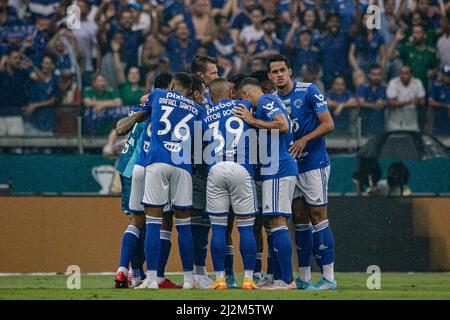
[0,273,449,300]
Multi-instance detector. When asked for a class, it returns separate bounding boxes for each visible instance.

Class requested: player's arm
[289,110,335,157]
[233,105,289,133]
[116,110,147,136]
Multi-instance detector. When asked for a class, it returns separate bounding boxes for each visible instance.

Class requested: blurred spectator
[129,2,151,32]
[316,13,352,89]
[170,0,215,42]
[376,162,412,196]
[437,14,450,69]
[230,0,256,44]
[48,28,84,84]
[238,4,264,47]
[284,23,319,79]
[23,55,58,136]
[247,16,282,59]
[117,65,145,107]
[82,73,122,135]
[380,0,403,80]
[327,76,358,134]
[166,21,201,72]
[389,25,438,90]
[330,0,358,34]
[349,13,386,87]
[356,64,387,136]
[428,65,450,135]
[72,0,98,86]
[209,14,239,72]
[100,31,125,92]
[300,64,325,93]
[386,65,426,132]
[0,50,45,136]
[54,69,81,136]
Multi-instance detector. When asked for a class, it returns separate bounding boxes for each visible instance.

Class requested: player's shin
[294,223,313,282]
[237,217,257,280]
[174,214,195,284]
[209,215,228,280]
[271,224,294,285]
[145,214,163,284]
[157,229,172,281]
[312,219,335,282]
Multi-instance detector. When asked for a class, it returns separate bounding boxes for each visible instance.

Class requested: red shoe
[115,271,129,288]
[158,278,183,289]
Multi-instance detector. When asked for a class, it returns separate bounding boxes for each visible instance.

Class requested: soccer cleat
[114,271,129,289]
[210,278,227,290]
[225,272,237,288]
[130,277,144,288]
[158,278,183,289]
[295,278,314,290]
[134,280,158,289]
[256,274,273,288]
[182,281,195,289]
[242,278,258,290]
[253,273,261,284]
[308,277,337,290]
[259,279,296,290]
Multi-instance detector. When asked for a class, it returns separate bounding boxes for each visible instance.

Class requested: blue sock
[225,245,234,275]
[145,216,162,273]
[294,223,313,269]
[272,226,293,284]
[210,216,227,273]
[118,225,141,275]
[130,224,145,275]
[157,230,172,278]
[237,218,256,273]
[191,216,203,267]
[313,220,335,280]
[266,230,275,276]
[254,252,263,274]
[175,218,194,272]
[199,217,210,267]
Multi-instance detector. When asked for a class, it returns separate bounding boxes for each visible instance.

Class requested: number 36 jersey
[200,99,254,177]
[139,89,204,174]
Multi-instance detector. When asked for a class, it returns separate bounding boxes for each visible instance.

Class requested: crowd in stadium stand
[0,0,450,137]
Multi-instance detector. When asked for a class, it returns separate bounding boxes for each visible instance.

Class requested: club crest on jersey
[163,141,182,152]
[294,99,303,108]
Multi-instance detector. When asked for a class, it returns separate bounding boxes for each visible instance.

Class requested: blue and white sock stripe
[313,219,329,233]
[160,230,172,240]
[236,217,255,228]
[271,226,289,234]
[199,217,211,227]
[125,225,141,238]
[256,252,263,260]
[294,223,313,232]
[191,216,202,226]
[226,245,234,254]
[209,215,228,226]
[146,216,163,225]
[175,217,191,226]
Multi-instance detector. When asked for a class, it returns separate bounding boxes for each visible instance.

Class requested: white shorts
[142,162,193,209]
[0,116,25,136]
[129,165,145,214]
[262,176,296,217]
[206,162,258,216]
[293,166,330,207]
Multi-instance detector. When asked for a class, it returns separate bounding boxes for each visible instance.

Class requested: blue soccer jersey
[254,94,298,180]
[140,88,204,173]
[275,81,330,173]
[201,99,255,176]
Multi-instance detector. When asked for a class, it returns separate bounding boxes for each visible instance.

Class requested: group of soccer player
[113,54,337,291]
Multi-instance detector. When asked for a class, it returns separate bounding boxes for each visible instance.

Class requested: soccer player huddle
[113,54,337,291]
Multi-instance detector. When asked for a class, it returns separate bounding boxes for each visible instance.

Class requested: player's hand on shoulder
[233,104,254,124]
